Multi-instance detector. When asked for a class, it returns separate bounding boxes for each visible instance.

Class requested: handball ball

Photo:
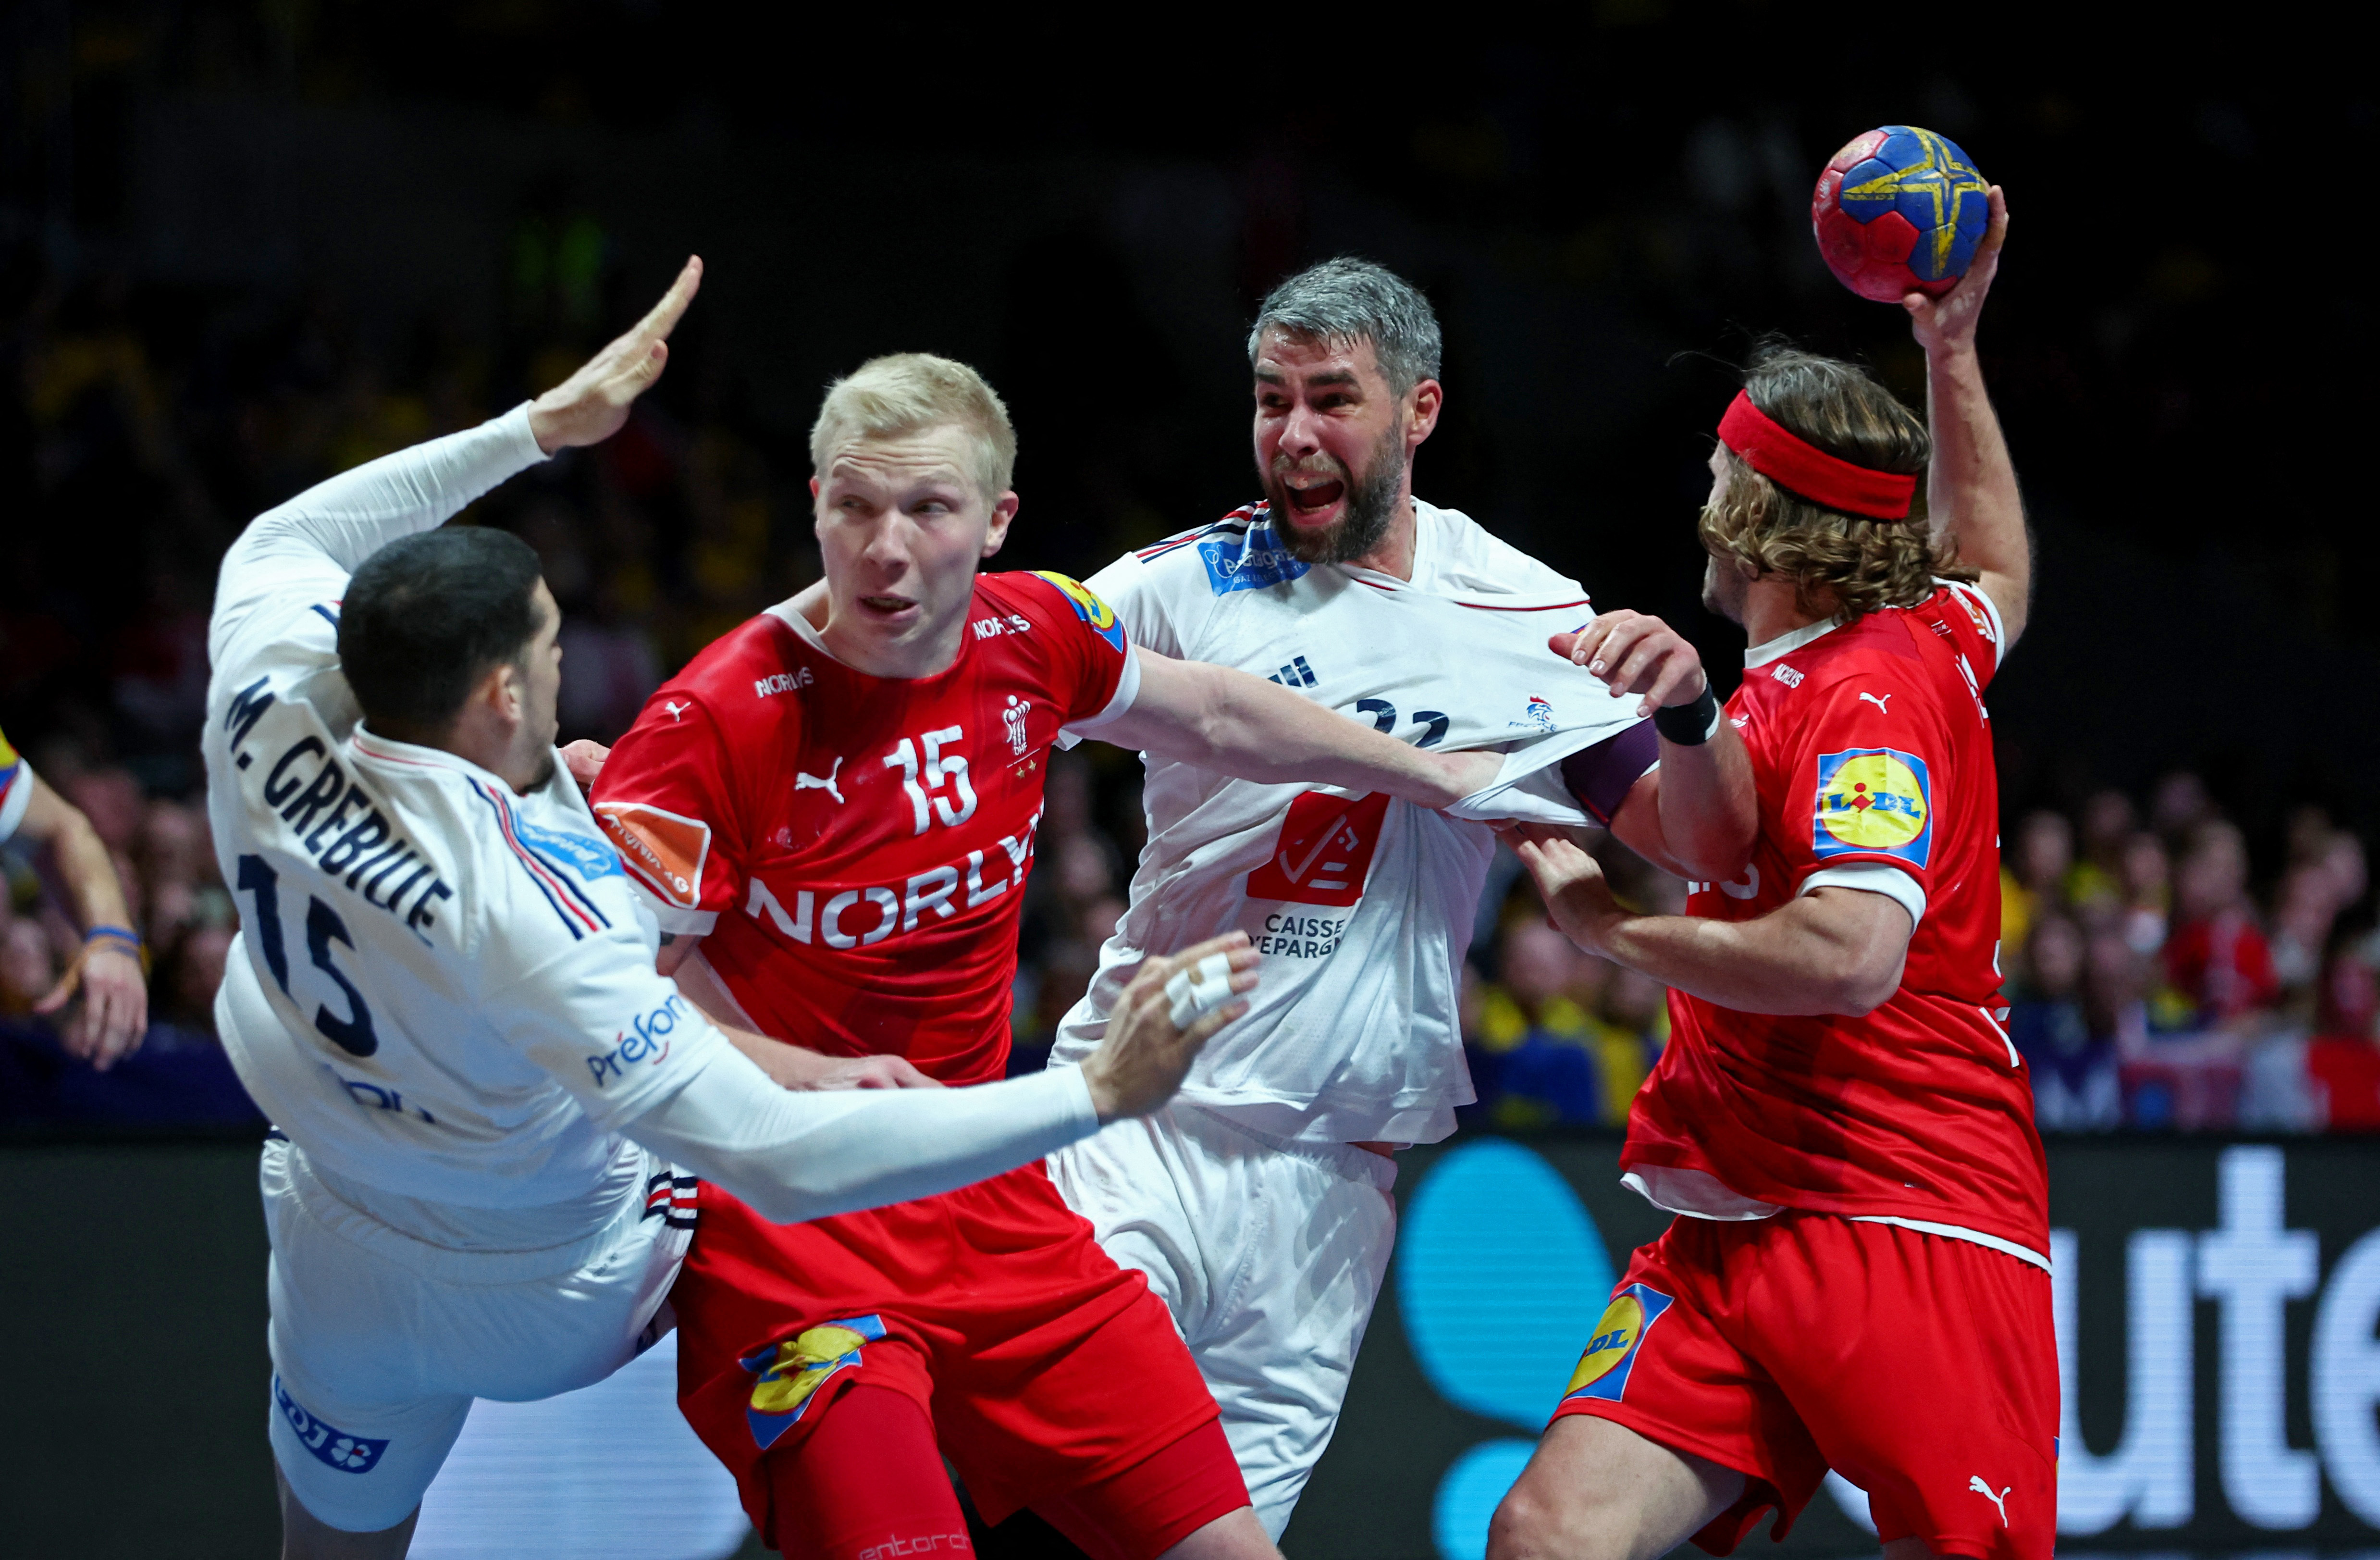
[1812,126,1990,302]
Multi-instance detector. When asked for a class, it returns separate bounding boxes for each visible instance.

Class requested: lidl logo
[1813,746,1932,867]
[1032,571,1127,654]
[1561,1284,1673,1403]
[740,1313,887,1450]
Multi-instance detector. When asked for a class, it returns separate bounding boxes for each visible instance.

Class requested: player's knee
[1488,1471,1633,1560]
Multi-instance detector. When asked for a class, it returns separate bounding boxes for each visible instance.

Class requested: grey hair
[1247,257,1443,394]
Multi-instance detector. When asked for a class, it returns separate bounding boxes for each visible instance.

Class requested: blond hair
[1698,343,1973,622]
[808,352,1018,501]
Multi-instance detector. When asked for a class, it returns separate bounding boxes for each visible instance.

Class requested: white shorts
[1046,1104,1397,1539]
[260,1137,693,1533]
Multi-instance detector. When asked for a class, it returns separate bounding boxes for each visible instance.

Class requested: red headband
[1716,391,1916,520]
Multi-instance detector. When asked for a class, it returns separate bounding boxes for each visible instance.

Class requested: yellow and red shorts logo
[1562,1283,1673,1405]
[1812,746,1932,867]
[740,1313,887,1450]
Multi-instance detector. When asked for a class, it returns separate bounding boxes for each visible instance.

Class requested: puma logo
[1968,1475,2010,1526]
[663,700,691,722]
[1858,692,1892,714]
[795,757,845,805]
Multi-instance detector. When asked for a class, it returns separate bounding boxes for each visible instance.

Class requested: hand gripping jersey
[1047,499,1656,1146]
[1624,579,2051,1266]
[203,406,729,1226]
[589,572,1137,1084]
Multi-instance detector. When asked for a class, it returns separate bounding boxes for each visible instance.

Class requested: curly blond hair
[1698,344,1973,621]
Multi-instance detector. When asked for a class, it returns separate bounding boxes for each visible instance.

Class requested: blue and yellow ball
[1812,126,1990,303]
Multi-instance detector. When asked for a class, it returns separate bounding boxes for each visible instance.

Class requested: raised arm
[1091,648,1501,808]
[209,258,703,664]
[1907,188,2029,645]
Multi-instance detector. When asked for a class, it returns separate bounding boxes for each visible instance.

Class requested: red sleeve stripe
[467,779,609,939]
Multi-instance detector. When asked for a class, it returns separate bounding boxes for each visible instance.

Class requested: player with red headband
[1489,190,2047,1560]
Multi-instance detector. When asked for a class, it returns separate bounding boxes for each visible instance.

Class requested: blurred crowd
[1457,773,2380,1135]
[1996,776,2380,1133]
[4,238,2377,1137]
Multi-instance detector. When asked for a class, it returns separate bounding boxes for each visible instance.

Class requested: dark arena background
[2,9,2377,1558]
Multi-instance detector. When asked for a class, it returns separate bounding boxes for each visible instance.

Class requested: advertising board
[1284,1136,2380,1559]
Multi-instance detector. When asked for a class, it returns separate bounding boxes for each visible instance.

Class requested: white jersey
[1049,498,1655,1144]
[205,405,729,1239]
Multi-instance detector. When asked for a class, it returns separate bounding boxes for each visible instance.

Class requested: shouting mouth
[1279,470,1346,526]
[858,594,920,621]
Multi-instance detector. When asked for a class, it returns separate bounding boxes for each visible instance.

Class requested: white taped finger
[1164,952,1238,1030]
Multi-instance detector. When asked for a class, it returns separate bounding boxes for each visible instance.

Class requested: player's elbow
[1821,944,1907,1016]
[1673,834,1754,889]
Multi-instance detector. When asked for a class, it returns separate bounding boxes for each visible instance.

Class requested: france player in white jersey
[204,258,1263,1558]
[1045,259,1760,1535]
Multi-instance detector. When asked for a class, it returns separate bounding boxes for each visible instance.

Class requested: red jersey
[1624,580,2050,1260]
[589,571,1135,1084]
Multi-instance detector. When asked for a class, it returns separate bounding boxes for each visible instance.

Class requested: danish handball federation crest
[1560,1283,1673,1404]
[1032,571,1127,654]
[741,1314,887,1449]
[1813,746,1933,867]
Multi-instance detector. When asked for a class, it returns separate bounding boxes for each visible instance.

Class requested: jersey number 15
[237,854,378,1057]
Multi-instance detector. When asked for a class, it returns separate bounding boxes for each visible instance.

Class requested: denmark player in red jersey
[1490,191,2046,1560]
[590,354,1505,1559]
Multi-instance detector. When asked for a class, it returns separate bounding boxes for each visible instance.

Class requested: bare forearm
[1650,725,1756,882]
[1592,914,1857,1015]
[1925,345,2030,632]
[1554,888,1906,1017]
[24,783,132,934]
[1123,659,1485,806]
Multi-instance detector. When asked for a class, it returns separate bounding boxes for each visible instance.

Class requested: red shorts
[672,1162,1238,1537]
[1551,1213,2057,1560]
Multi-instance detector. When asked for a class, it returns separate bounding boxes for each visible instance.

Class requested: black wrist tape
[1652,684,1722,745]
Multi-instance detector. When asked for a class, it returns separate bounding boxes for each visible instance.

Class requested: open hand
[1496,821,1623,954]
[37,942,148,1072]
[1081,932,1258,1122]
[1904,186,2006,356]
[528,256,703,455]
[1550,609,1708,718]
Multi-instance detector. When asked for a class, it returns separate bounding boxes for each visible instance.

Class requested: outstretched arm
[1907,188,2029,646]
[1504,824,1911,1016]
[1090,649,1501,808]
[209,258,704,664]
[15,772,148,1069]
[625,937,1256,1224]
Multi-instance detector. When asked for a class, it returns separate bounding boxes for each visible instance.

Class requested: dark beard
[1270,422,1407,566]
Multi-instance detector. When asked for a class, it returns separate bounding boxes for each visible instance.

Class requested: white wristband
[1164,953,1237,1030]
